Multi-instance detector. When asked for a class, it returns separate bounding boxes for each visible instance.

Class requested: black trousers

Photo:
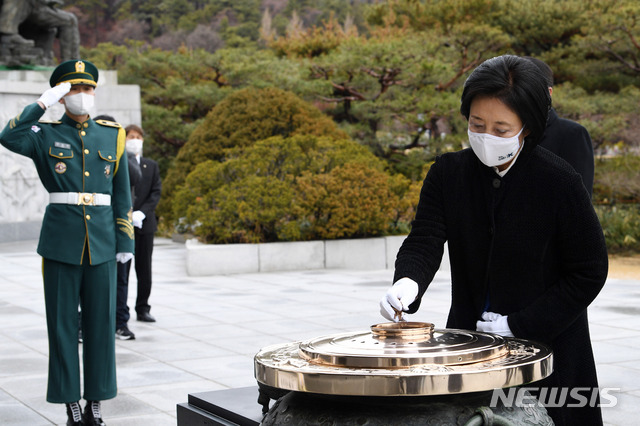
[116,231,154,325]
[116,260,130,329]
[133,231,154,314]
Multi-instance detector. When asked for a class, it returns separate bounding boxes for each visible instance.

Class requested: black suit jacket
[133,157,161,235]
[539,108,594,195]
[127,154,141,204]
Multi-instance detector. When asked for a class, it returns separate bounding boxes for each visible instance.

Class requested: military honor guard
[0,60,134,426]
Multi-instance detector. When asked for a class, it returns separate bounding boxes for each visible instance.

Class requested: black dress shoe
[66,402,83,425]
[137,312,156,322]
[83,400,106,426]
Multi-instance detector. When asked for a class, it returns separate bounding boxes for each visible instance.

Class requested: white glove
[37,82,71,109]
[132,210,146,228]
[476,311,514,337]
[379,278,419,322]
[116,252,134,263]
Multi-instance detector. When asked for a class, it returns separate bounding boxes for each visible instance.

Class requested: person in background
[525,56,595,196]
[116,124,161,332]
[0,59,134,426]
[380,55,608,425]
[94,115,142,196]
[94,115,141,341]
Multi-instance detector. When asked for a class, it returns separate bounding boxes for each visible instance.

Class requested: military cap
[49,59,99,87]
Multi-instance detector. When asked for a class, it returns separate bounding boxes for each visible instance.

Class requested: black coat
[539,108,594,195]
[394,142,608,425]
[133,157,161,235]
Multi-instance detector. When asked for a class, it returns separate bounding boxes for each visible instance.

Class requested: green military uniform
[0,60,134,404]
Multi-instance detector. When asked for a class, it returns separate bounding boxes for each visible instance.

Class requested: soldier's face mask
[126,139,143,156]
[64,92,94,116]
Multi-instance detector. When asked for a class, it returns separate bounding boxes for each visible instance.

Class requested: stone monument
[0,0,80,67]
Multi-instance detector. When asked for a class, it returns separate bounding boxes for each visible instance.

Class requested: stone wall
[0,69,141,242]
[185,236,451,276]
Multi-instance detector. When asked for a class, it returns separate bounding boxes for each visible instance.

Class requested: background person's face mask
[63,92,94,115]
[126,139,143,156]
[468,127,524,167]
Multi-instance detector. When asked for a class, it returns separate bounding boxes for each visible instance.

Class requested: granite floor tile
[0,237,637,425]
[123,380,225,412]
[595,364,640,393]
[593,340,640,364]
[170,354,256,381]
[0,404,51,426]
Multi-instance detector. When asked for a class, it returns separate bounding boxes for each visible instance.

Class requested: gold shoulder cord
[114,126,125,175]
[95,119,121,128]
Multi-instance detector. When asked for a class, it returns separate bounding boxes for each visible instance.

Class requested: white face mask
[468,127,524,167]
[64,92,94,116]
[126,138,143,156]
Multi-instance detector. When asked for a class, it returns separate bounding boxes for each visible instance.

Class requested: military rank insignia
[104,164,111,177]
[55,162,67,174]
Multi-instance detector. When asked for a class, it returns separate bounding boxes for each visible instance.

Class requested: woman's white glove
[379,278,419,322]
[116,252,134,264]
[37,82,71,109]
[475,311,514,337]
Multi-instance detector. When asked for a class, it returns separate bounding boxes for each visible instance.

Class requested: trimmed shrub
[595,205,640,254]
[172,135,418,243]
[160,86,347,223]
[593,155,640,205]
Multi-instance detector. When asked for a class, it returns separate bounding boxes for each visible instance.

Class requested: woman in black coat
[380,55,608,426]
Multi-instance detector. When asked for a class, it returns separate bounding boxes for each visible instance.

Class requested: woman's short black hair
[460,55,551,145]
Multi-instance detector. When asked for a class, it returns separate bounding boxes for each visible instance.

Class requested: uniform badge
[54,162,66,174]
[104,164,111,177]
[31,125,41,133]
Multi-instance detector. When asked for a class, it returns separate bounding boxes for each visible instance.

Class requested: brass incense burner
[254,322,552,397]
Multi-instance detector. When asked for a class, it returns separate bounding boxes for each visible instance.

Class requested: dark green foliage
[593,155,640,205]
[73,0,640,247]
[172,135,418,243]
[387,150,433,182]
[593,155,640,254]
[595,205,640,255]
[160,87,348,223]
[83,42,231,178]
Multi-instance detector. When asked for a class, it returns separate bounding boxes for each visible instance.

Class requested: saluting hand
[37,82,71,109]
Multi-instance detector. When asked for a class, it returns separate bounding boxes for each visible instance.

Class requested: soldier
[0,60,134,426]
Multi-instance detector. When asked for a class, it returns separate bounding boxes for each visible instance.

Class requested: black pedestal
[177,386,263,426]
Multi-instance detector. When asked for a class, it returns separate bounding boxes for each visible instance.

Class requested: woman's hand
[476,311,514,337]
[379,278,419,322]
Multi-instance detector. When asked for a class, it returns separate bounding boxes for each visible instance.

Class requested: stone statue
[0,0,80,66]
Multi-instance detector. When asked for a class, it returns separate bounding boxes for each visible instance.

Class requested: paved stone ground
[0,238,638,425]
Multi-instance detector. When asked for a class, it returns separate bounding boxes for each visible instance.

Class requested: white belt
[49,192,111,206]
